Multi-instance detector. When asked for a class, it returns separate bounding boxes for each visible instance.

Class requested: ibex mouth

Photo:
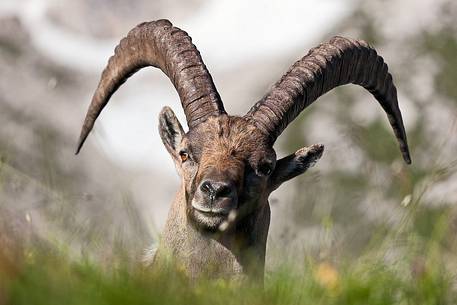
[191,201,234,216]
[190,198,238,231]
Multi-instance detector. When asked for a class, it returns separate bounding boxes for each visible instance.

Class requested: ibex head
[76,20,411,233]
[159,111,280,231]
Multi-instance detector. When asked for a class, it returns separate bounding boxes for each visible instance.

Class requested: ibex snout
[192,178,238,210]
[197,179,237,213]
[201,180,234,199]
[191,166,242,230]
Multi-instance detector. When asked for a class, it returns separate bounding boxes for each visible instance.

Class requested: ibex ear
[268,144,324,192]
[159,106,185,159]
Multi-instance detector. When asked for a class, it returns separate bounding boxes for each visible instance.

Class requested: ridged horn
[246,36,411,164]
[76,19,225,154]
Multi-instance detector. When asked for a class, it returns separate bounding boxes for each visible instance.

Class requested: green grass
[1,240,456,305]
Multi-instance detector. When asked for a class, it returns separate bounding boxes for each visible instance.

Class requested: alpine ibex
[76,20,411,280]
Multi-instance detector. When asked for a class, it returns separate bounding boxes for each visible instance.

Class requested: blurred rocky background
[0,0,456,273]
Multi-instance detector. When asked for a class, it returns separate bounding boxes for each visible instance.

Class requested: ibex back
[76,20,411,280]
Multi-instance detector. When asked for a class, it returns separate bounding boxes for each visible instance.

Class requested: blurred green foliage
[2,239,456,305]
[422,27,457,103]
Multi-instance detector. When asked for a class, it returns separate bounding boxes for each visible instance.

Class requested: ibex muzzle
[76,19,411,280]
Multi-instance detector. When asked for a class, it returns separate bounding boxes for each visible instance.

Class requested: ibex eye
[179,150,189,162]
[257,162,273,176]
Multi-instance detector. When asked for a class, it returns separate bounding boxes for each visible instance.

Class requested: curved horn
[76,19,225,154]
[246,36,411,164]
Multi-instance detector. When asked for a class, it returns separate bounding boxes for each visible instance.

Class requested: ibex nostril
[214,184,232,198]
[200,180,233,199]
[200,181,214,194]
